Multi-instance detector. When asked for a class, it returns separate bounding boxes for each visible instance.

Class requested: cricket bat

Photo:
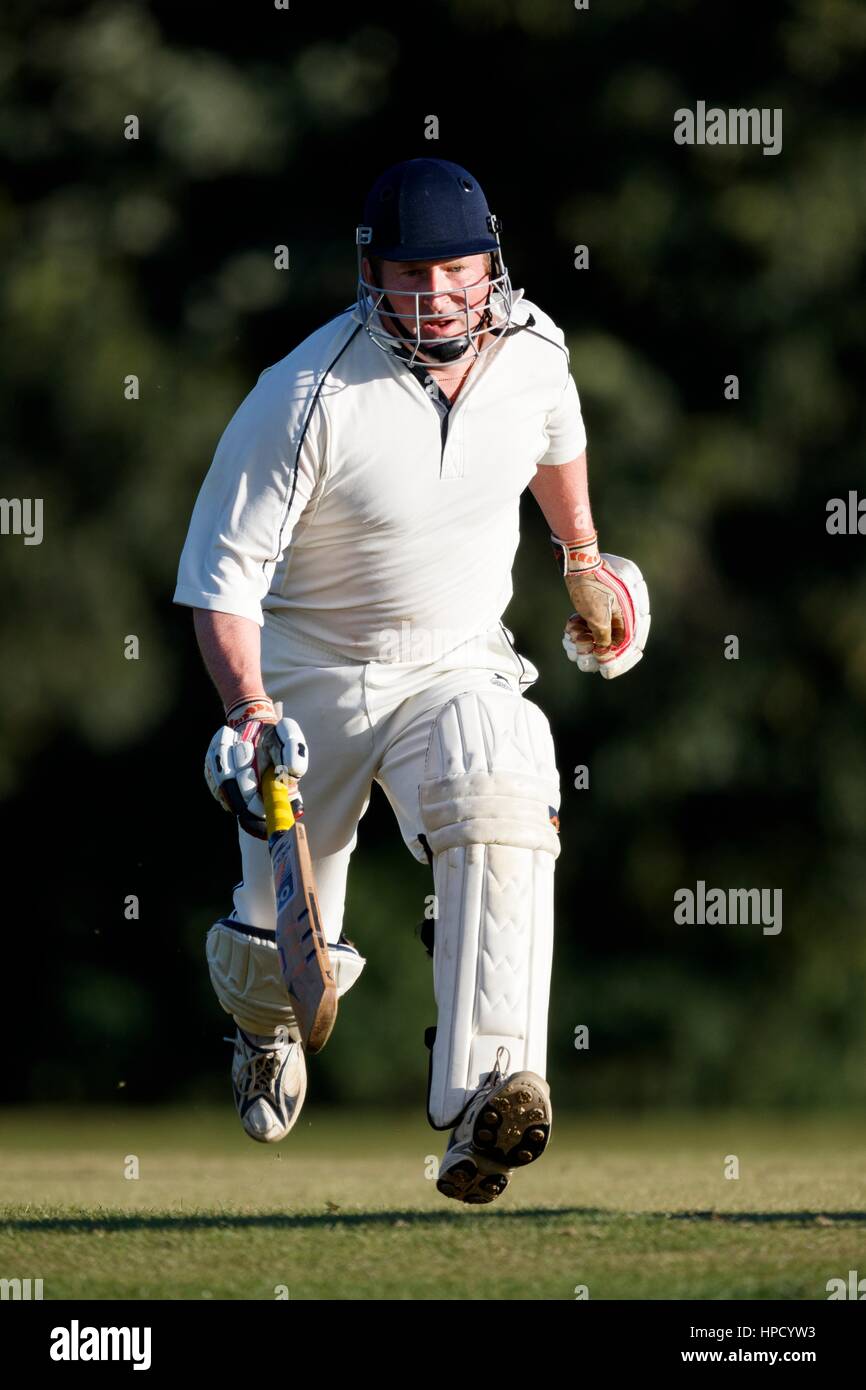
[260,763,337,1054]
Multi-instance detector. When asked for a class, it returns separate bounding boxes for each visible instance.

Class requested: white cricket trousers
[229,612,543,942]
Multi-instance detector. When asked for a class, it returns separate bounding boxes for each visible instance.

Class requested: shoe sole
[436,1072,552,1204]
[436,1159,510,1205]
[471,1071,551,1167]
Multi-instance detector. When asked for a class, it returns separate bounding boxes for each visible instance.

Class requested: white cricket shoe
[436,1046,552,1205]
[226,1026,307,1143]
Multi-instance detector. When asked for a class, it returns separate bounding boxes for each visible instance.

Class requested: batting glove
[551,532,651,680]
[204,696,309,839]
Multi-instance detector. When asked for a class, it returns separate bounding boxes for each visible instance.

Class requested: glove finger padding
[564,613,596,659]
[257,717,310,791]
[562,553,651,679]
[205,726,270,838]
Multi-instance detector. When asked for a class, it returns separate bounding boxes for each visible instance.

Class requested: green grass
[1,1107,864,1299]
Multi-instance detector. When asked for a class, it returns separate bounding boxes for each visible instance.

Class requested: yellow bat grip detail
[261,765,295,834]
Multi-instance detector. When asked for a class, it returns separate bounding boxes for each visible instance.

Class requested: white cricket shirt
[173,288,587,663]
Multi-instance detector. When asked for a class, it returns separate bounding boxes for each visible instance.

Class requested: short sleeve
[172,371,324,625]
[538,371,587,465]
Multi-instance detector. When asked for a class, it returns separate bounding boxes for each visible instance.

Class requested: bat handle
[272,764,305,818]
[261,764,295,835]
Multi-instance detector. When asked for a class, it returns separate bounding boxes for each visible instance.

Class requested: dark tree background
[1,0,864,1111]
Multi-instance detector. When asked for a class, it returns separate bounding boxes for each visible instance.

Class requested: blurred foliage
[1,0,864,1110]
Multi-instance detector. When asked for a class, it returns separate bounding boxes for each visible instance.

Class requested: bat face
[272,834,296,914]
[261,765,337,1052]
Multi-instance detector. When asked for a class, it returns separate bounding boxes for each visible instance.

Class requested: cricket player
[174,158,650,1204]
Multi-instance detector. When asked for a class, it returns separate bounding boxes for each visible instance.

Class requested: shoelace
[224,1034,287,1100]
[453,1044,513,1133]
[487,1044,511,1091]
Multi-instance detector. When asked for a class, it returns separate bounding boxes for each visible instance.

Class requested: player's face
[366,253,492,363]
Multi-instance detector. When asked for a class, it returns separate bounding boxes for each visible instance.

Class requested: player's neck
[427,358,476,402]
[421,334,493,401]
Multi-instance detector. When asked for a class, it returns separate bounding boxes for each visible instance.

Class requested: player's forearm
[528,450,596,538]
[192,608,268,714]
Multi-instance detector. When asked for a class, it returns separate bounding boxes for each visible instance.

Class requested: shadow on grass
[667,1210,866,1223]
[4,1208,866,1234]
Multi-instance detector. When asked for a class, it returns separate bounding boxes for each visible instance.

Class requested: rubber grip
[261,765,295,834]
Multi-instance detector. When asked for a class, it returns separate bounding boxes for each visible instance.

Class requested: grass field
[1,1106,864,1300]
